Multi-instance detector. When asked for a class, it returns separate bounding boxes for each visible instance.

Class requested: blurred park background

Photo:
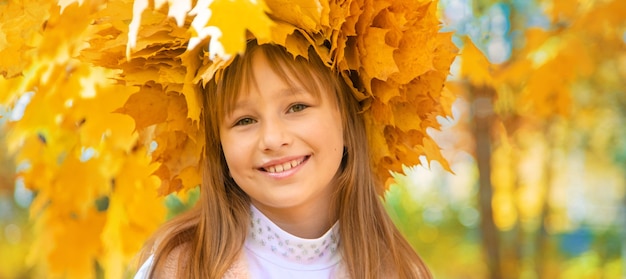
[1,0,625,278]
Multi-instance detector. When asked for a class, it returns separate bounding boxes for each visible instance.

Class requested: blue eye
[235,118,256,126]
[288,104,308,113]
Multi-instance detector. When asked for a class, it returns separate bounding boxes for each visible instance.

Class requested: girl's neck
[251,202,337,239]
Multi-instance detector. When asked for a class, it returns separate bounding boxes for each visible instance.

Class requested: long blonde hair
[138,41,432,278]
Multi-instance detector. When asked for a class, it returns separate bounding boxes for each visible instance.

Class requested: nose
[259,118,291,151]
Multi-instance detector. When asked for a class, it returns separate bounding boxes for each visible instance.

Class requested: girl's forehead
[231,87,321,116]
[219,46,336,117]
[239,61,323,99]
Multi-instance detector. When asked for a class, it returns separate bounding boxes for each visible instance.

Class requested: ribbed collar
[244,204,341,269]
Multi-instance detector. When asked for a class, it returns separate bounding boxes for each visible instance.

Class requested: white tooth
[283,161,293,171]
[266,159,304,173]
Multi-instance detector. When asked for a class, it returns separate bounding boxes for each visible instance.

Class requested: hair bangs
[260,45,326,103]
[215,47,257,126]
[215,42,333,127]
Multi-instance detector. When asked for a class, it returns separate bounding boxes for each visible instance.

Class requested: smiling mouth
[261,156,309,173]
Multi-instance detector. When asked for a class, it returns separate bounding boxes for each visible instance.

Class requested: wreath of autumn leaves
[124,0,458,194]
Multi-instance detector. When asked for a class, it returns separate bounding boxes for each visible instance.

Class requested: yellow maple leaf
[361,28,399,81]
[265,0,328,32]
[0,0,50,78]
[460,37,494,87]
[207,0,274,55]
[372,78,401,104]
[115,85,169,131]
[163,92,193,132]
[180,42,205,124]
[284,30,316,60]
[418,135,452,171]
[151,129,203,194]
[256,21,298,48]
[389,2,438,84]
[391,100,423,132]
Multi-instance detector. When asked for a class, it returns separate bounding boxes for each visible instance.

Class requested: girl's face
[219,50,344,219]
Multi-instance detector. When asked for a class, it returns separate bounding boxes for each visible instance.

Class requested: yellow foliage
[0,1,167,277]
[0,0,50,79]
[0,0,457,277]
[461,0,626,119]
[458,0,626,239]
[29,207,106,278]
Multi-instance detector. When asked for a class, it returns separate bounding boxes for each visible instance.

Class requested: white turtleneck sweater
[244,205,342,278]
[134,205,343,278]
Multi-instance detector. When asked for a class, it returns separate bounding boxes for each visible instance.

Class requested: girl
[134,41,431,278]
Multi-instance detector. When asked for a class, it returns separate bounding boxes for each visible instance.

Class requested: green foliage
[165,186,200,220]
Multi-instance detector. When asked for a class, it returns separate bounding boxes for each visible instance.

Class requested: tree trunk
[534,121,554,278]
[472,84,502,279]
[622,187,626,279]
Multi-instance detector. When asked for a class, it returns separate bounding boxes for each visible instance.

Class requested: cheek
[220,131,257,180]
[318,110,345,154]
[220,134,240,170]
[330,110,345,144]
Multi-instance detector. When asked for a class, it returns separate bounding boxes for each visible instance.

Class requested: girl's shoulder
[159,242,191,278]
[135,242,190,279]
[139,243,251,279]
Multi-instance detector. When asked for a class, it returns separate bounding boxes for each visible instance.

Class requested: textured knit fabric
[133,244,250,279]
[244,205,344,278]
